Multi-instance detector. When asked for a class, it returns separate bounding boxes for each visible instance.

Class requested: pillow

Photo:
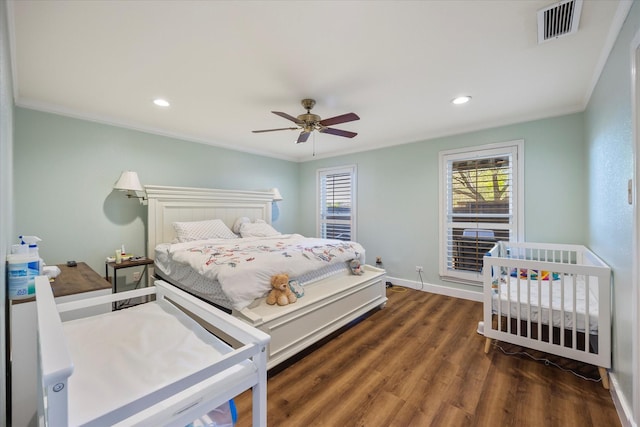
[239,221,281,238]
[172,219,237,242]
[232,216,250,234]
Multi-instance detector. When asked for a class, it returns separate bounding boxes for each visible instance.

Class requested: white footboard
[234,264,387,369]
[36,276,270,426]
[482,242,611,382]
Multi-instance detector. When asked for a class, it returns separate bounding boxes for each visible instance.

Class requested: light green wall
[585,1,640,416]
[12,8,638,419]
[15,107,589,298]
[299,113,587,294]
[13,108,299,276]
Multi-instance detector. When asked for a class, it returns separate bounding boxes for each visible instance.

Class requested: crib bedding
[62,298,255,426]
[492,274,599,333]
[156,234,365,311]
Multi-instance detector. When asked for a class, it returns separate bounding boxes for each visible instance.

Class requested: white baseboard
[386,276,483,302]
[609,372,637,427]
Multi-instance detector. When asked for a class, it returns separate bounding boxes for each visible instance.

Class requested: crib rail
[482,242,611,377]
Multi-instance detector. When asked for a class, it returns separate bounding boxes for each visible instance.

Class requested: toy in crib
[510,268,560,281]
[491,276,506,293]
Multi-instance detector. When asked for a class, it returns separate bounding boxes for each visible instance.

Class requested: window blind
[318,166,356,241]
[440,142,522,283]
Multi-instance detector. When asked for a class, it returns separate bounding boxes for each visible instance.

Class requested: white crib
[35,276,270,426]
[482,242,611,388]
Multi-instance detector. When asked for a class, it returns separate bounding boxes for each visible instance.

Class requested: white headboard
[145,185,274,259]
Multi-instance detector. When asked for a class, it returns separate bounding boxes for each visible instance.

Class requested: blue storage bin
[185,399,237,427]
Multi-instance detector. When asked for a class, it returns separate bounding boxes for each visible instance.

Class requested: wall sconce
[271,188,283,201]
[114,171,147,204]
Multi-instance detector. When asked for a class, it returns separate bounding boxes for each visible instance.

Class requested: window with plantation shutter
[317,165,356,241]
[439,141,524,284]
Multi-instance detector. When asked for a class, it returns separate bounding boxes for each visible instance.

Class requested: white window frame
[316,165,357,241]
[438,140,524,284]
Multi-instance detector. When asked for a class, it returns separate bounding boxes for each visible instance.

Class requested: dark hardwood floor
[234,287,620,426]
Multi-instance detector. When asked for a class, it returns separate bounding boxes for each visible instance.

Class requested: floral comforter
[168,234,365,310]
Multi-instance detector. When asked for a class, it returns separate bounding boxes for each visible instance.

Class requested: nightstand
[105,256,154,292]
[105,257,154,309]
[10,262,111,427]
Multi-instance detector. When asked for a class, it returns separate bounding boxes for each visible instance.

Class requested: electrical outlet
[415,266,423,272]
[133,271,141,281]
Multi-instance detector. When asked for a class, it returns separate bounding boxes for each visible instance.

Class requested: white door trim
[631,26,640,422]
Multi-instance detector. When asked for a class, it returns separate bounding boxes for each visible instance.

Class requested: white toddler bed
[35,276,270,426]
[145,185,388,369]
[482,241,611,388]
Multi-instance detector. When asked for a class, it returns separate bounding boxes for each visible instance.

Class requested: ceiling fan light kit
[253,99,359,144]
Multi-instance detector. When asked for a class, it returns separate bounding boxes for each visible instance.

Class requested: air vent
[537,0,583,44]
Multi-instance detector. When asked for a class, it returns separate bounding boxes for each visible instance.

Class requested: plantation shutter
[440,142,522,283]
[318,166,356,241]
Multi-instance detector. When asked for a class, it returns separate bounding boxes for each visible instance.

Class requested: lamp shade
[271,188,283,201]
[114,171,144,192]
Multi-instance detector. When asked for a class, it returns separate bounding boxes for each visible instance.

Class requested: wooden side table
[12,261,112,304]
[105,257,154,293]
[105,257,154,309]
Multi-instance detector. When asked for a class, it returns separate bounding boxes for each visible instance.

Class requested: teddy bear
[349,259,364,275]
[266,273,298,306]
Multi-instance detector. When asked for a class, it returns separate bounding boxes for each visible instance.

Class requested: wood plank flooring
[234,287,620,427]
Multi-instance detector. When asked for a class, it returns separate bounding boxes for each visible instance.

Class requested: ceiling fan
[252,99,360,143]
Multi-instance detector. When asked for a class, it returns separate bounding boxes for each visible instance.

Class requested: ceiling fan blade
[272,111,304,125]
[252,127,298,133]
[297,131,311,144]
[319,112,360,127]
[319,127,358,138]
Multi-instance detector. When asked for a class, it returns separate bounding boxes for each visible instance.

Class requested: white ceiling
[8,1,631,162]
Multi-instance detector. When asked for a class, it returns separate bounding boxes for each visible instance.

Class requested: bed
[35,275,270,426]
[481,241,611,388]
[145,185,388,369]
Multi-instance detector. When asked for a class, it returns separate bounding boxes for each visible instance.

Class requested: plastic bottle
[20,235,43,274]
[7,236,42,300]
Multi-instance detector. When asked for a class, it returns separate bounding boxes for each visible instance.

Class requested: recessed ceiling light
[153,98,170,107]
[452,96,472,105]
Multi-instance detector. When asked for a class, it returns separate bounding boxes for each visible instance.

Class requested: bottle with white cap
[6,236,42,300]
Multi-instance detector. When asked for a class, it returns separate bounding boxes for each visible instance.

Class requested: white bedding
[159,234,365,310]
[155,242,234,308]
[492,274,599,333]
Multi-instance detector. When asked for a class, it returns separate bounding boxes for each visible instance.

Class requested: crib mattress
[62,298,255,426]
[492,274,599,333]
[155,242,351,310]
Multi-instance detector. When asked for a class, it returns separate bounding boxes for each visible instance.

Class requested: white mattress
[492,274,599,333]
[155,242,351,310]
[62,298,255,426]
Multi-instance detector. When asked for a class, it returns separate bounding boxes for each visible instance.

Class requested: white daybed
[36,276,270,426]
[482,241,611,388]
[145,185,388,369]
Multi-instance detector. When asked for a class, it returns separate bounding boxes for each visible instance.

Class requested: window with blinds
[317,165,356,241]
[439,141,523,284]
